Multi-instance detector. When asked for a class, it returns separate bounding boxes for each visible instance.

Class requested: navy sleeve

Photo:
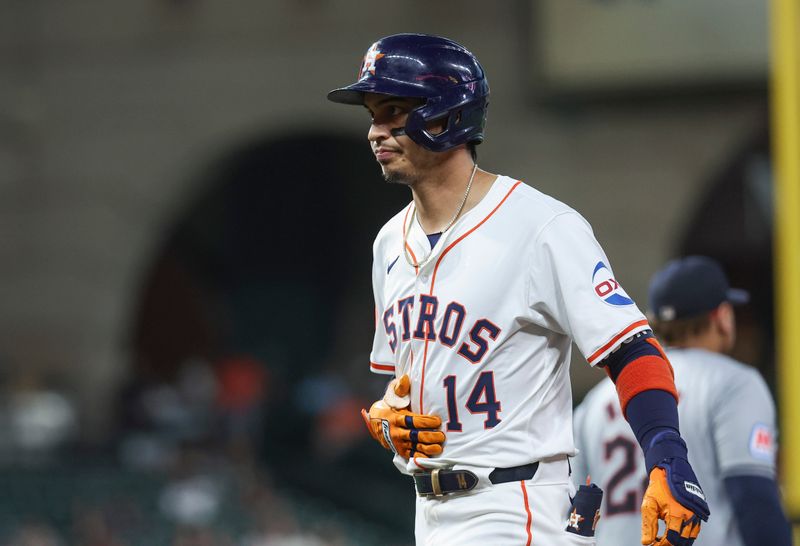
[625,390,687,470]
[724,475,792,546]
[604,334,684,467]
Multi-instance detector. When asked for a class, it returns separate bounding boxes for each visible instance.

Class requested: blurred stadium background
[0,1,795,544]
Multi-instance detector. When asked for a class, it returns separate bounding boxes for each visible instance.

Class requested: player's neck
[675,331,730,354]
[675,311,735,354]
[410,156,497,234]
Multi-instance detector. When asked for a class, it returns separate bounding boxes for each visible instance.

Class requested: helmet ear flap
[447,104,487,144]
[402,93,488,152]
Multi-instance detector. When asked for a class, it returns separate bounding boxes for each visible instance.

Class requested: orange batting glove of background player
[361,375,445,459]
[641,467,704,546]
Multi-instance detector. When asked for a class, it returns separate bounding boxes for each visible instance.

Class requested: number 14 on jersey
[443,371,502,431]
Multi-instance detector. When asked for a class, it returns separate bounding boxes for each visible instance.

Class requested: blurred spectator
[159,474,223,527]
[118,358,218,472]
[0,371,77,465]
[294,375,349,417]
[176,359,219,442]
[215,355,268,458]
[159,447,226,527]
[295,373,366,460]
[311,397,365,461]
[117,374,183,471]
[240,497,325,546]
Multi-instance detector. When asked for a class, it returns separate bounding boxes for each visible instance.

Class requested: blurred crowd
[0,356,400,546]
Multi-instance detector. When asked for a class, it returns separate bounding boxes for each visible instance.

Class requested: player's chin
[377,156,401,173]
[381,166,412,186]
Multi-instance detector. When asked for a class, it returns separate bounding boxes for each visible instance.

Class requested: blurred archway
[127,130,416,533]
[131,128,411,409]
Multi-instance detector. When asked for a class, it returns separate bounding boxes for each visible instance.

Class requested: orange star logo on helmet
[359,43,385,80]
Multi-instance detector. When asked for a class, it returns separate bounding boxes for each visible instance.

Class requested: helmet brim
[326,88,366,105]
[327,78,431,105]
[726,288,750,306]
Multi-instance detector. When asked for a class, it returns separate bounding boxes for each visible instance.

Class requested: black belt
[414,462,540,497]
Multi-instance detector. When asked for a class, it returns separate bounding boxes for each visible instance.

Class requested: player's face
[363,94,442,185]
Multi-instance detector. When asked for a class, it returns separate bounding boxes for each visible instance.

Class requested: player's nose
[368,120,392,144]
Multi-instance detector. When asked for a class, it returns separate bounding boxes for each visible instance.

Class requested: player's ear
[712,302,736,347]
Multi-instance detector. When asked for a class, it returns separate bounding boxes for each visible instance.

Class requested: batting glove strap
[644,430,688,472]
[656,458,710,522]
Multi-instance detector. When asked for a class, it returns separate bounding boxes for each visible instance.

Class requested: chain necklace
[402,163,478,269]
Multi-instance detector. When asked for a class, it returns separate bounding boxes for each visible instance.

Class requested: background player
[573,255,793,546]
[328,33,709,545]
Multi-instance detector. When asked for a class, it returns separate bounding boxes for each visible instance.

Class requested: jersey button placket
[417,259,434,287]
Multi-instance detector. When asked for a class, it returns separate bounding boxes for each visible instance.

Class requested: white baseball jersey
[572,348,778,546]
[369,175,649,476]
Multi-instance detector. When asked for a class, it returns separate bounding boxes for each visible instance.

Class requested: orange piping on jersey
[614,355,678,416]
[587,319,649,365]
[402,204,420,276]
[417,181,523,414]
[429,181,523,294]
[370,362,395,373]
[412,457,428,470]
[419,323,431,413]
[520,481,533,546]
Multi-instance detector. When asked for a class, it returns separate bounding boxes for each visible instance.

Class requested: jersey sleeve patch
[749,423,776,461]
[592,261,634,306]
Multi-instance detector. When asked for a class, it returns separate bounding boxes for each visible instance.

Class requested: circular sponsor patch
[592,261,634,306]
[749,423,775,461]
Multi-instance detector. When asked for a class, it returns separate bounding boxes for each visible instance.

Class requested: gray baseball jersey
[572,347,778,546]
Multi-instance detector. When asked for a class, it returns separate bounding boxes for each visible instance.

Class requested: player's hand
[383,374,412,410]
[641,461,709,546]
[361,374,445,459]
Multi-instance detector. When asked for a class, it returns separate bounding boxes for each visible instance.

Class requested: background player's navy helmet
[327,33,490,152]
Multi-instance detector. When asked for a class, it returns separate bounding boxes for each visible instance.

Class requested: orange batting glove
[641,467,703,545]
[361,374,445,459]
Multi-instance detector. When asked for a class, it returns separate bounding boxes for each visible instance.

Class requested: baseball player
[573,256,792,546]
[328,34,709,545]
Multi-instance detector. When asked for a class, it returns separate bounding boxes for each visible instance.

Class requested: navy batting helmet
[327,33,489,152]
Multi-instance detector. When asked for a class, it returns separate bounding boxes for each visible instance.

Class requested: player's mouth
[375,147,400,163]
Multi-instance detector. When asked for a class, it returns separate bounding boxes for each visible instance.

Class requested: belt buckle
[430,468,444,497]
